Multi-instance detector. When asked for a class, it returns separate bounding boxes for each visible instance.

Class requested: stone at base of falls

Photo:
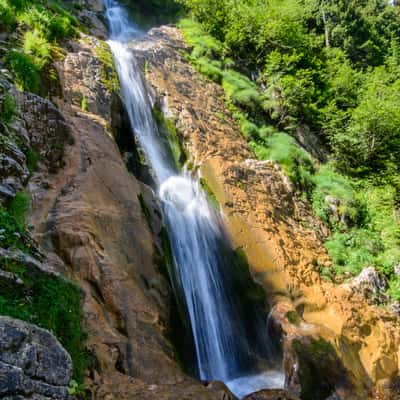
[243,389,299,400]
[0,316,72,400]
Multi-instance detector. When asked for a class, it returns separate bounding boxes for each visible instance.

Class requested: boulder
[346,266,388,303]
[0,316,72,399]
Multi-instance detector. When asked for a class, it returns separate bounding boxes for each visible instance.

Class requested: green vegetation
[1,196,88,383]
[0,93,17,125]
[26,148,40,174]
[178,0,400,300]
[8,191,30,226]
[0,259,88,383]
[81,95,88,112]
[153,106,186,169]
[95,41,120,93]
[200,178,218,209]
[1,0,79,93]
[286,310,301,326]
[5,51,40,93]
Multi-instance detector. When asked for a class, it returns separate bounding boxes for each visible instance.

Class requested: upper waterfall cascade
[104,1,285,397]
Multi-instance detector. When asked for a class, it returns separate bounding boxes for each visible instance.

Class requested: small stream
[104,1,284,397]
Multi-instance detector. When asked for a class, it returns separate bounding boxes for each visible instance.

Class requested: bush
[0,208,27,251]
[325,229,383,277]
[178,18,225,59]
[312,164,360,228]
[23,29,51,70]
[359,184,400,275]
[222,70,261,108]
[0,93,16,124]
[250,132,314,191]
[48,14,74,41]
[193,57,223,82]
[8,192,30,226]
[0,0,15,30]
[26,148,40,174]
[18,4,75,41]
[5,50,40,93]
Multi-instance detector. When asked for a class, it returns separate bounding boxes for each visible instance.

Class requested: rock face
[130,26,400,399]
[26,29,227,400]
[0,316,72,400]
[17,91,72,174]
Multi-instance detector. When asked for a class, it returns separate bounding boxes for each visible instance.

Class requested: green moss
[8,191,30,226]
[286,310,301,326]
[0,93,17,125]
[95,41,120,93]
[153,106,186,169]
[233,247,265,304]
[137,193,152,231]
[81,95,87,112]
[0,208,28,252]
[293,338,340,400]
[200,177,219,209]
[0,260,89,383]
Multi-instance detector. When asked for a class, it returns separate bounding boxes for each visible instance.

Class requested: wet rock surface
[0,316,72,400]
[26,22,228,400]
[131,25,400,399]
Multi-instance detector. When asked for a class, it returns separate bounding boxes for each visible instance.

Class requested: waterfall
[104,1,284,397]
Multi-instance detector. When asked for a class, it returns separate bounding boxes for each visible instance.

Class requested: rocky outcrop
[17,91,72,174]
[0,316,72,400]
[130,26,400,399]
[26,26,228,400]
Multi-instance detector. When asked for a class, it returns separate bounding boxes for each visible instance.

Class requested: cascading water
[105,1,285,397]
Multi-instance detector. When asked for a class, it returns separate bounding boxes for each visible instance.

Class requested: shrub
[5,50,40,93]
[0,93,16,125]
[325,229,383,277]
[48,14,74,41]
[0,208,27,251]
[178,18,225,59]
[250,132,314,191]
[0,0,15,30]
[359,184,400,275]
[193,57,223,82]
[8,191,30,226]
[23,29,51,69]
[18,6,53,35]
[389,277,400,301]
[312,164,360,228]
[26,148,40,174]
[222,70,261,108]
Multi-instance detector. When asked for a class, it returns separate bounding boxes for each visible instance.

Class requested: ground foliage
[178,0,400,300]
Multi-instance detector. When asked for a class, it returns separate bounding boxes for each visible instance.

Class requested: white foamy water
[227,371,286,399]
[104,1,285,397]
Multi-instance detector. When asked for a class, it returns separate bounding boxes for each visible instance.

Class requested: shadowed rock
[0,316,72,399]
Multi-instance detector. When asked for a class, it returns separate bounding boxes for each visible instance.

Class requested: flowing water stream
[104,1,285,397]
